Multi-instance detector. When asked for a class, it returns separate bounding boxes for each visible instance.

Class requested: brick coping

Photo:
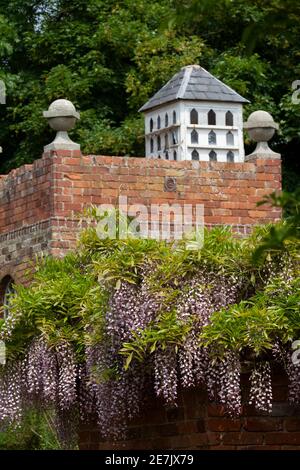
[0,218,258,244]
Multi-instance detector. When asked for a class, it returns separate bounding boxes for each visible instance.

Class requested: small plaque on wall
[164,176,177,192]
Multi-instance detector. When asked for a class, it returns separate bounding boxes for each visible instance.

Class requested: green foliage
[253,189,300,262]
[212,52,274,109]
[201,268,300,357]
[5,253,108,359]
[0,409,64,450]
[0,14,17,57]
[126,32,204,111]
[4,220,295,356]
[1,215,299,392]
[201,188,300,357]
[0,224,255,361]
[120,309,192,369]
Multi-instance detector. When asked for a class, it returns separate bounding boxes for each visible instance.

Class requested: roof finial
[43,99,80,152]
[244,110,280,160]
[181,64,200,70]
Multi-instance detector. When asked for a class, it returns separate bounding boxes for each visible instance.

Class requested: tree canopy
[0,0,299,189]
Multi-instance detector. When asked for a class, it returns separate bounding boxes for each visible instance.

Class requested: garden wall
[0,149,281,284]
[0,154,54,284]
[0,149,290,450]
[79,370,300,450]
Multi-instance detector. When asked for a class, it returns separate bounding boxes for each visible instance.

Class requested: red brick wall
[49,151,281,226]
[0,154,54,283]
[0,149,288,449]
[0,149,281,282]
[0,154,53,233]
[49,150,281,252]
[79,370,300,450]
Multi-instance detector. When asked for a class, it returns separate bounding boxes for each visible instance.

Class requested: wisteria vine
[0,226,299,445]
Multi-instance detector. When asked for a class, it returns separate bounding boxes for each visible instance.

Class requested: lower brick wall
[0,220,52,285]
[0,217,263,282]
[79,370,300,450]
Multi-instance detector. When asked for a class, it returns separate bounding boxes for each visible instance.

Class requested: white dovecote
[139,65,249,162]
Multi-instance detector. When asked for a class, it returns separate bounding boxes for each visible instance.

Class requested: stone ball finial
[244,110,280,160]
[43,99,80,152]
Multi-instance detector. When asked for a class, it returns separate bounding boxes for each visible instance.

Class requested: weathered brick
[222,432,264,445]
[207,404,227,417]
[209,445,236,450]
[166,407,185,422]
[237,445,281,450]
[265,433,300,445]
[271,404,296,417]
[207,418,242,432]
[285,419,300,432]
[177,421,201,434]
[244,418,283,432]
[281,445,300,450]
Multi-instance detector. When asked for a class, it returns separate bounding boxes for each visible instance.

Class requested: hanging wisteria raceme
[177,274,242,393]
[42,344,58,402]
[206,359,220,403]
[0,308,23,341]
[106,278,159,344]
[179,329,201,389]
[22,339,43,398]
[287,361,300,404]
[272,339,300,404]
[206,353,242,417]
[271,339,286,364]
[249,362,272,413]
[56,342,78,411]
[94,364,146,440]
[265,254,296,292]
[176,274,242,326]
[78,361,95,422]
[86,345,144,440]
[86,341,127,439]
[283,350,300,404]
[154,346,178,405]
[55,408,79,450]
[23,337,52,399]
[0,336,78,441]
[125,362,147,420]
[22,337,58,405]
[84,271,248,432]
[83,277,162,439]
[217,353,242,417]
[209,274,243,312]
[0,361,23,427]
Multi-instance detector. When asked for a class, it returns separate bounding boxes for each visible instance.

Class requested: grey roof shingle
[139,65,249,112]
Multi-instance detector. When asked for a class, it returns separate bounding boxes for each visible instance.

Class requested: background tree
[0,0,299,190]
